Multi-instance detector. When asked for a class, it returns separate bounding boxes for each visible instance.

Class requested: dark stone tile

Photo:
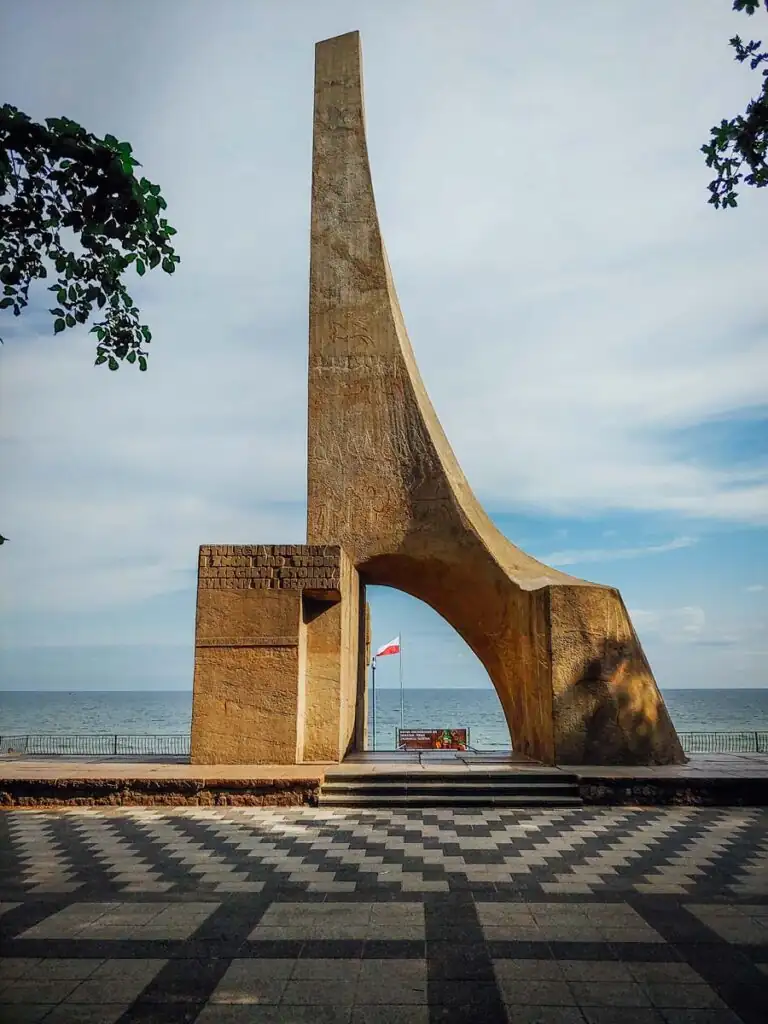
[240,940,304,958]
[429,942,495,980]
[487,941,555,959]
[363,940,425,958]
[658,1011,747,1024]
[462,851,506,865]
[135,957,230,1004]
[431,978,503,1007]
[550,943,618,961]
[299,940,364,958]
[608,945,683,963]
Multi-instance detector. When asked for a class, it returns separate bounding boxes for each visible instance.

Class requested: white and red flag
[375,636,400,658]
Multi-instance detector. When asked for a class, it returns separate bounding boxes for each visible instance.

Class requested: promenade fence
[0,734,190,756]
[1,732,768,757]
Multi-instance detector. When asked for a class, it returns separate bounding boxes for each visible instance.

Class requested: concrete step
[322,772,579,786]
[321,782,579,796]
[318,770,582,808]
[318,792,583,807]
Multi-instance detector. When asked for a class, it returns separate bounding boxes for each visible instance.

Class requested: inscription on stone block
[197,544,341,591]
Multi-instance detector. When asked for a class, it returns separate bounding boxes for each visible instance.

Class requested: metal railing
[0,731,767,757]
[0,734,190,756]
[678,731,768,754]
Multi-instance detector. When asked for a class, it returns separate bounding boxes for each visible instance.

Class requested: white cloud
[630,605,706,643]
[746,584,766,593]
[538,536,697,567]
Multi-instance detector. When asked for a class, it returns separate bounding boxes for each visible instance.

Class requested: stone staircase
[318,768,582,808]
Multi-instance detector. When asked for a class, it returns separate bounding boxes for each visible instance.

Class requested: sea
[1,688,768,750]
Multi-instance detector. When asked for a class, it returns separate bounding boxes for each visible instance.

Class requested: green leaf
[54,318,65,334]
[103,133,119,148]
[161,257,174,273]
[138,355,147,371]
[97,327,106,340]
[127,350,137,363]
[108,356,119,371]
[65,314,75,328]
[95,353,107,365]
[0,297,13,310]
[136,258,146,276]
[140,325,152,343]
[49,308,65,316]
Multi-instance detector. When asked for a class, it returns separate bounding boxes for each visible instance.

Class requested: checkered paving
[0,808,766,1023]
[1,806,766,897]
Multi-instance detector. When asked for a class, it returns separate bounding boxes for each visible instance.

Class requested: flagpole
[371,655,376,752]
[399,633,404,735]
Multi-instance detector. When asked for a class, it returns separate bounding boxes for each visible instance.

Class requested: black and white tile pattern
[0,807,765,1023]
[1,807,766,898]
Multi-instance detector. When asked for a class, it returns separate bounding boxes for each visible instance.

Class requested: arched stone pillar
[306,31,684,766]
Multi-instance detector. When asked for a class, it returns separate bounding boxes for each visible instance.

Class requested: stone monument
[190,30,685,767]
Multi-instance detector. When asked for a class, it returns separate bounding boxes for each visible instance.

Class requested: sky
[0,0,766,694]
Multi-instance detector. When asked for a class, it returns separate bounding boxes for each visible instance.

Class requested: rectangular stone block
[191,543,359,764]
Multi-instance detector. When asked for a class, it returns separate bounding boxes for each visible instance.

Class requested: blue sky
[0,0,766,693]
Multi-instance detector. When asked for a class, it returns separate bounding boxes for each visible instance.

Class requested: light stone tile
[43,1005,129,1024]
[21,960,105,981]
[499,979,576,1006]
[0,979,83,1004]
[0,959,42,981]
[494,959,564,981]
[627,963,704,985]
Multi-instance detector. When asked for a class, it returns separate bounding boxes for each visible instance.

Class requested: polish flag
[375,636,400,658]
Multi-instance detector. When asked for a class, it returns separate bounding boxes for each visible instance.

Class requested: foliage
[0,105,179,368]
[702,1,768,208]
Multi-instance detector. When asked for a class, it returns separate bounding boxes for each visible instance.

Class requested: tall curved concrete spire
[307,31,684,765]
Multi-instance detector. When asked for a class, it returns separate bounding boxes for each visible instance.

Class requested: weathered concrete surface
[0,758,327,808]
[0,779,321,808]
[306,31,684,766]
[190,545,361,764]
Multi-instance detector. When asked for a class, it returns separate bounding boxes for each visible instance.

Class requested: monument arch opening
[364,582,497,752]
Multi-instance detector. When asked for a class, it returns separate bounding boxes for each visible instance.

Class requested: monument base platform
[2,754,768,808]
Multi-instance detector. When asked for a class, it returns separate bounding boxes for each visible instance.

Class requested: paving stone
[559,961,634,982]
[627,964,705,985]
[0,1006,56,1024]
[569,983,653,1008]
[291,958,360,981]
[44,1006,129,1024]
[0,959,42,981]
[351,1007,429,1023]
[1,807,767,1024]
[645,985,726,1010]
[18,958,104,980]
[0,978,84,1003]
[506,1010,588,1024]
[281,977,358,1005]
[494,959,565,981]
[356,958,427,1003]
[581,1011,666,1024]
[499,979,577,1006]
